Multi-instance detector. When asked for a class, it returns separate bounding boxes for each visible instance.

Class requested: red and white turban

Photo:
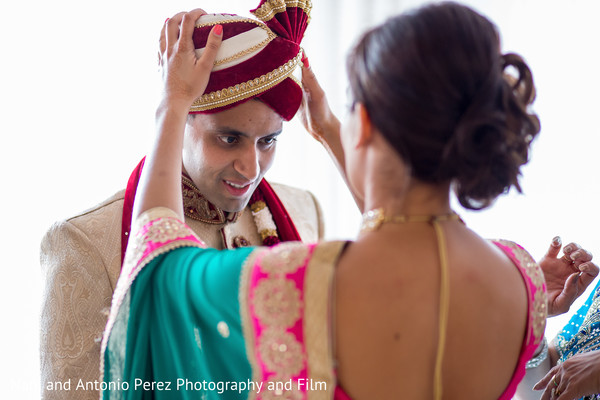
[190,0,312,121]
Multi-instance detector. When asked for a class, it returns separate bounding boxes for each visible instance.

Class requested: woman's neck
[363,179,453,218]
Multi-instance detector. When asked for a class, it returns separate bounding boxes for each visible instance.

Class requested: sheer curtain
[1,0,599,398]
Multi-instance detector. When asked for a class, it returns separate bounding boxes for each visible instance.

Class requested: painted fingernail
[165,18,170,23]
[213,24,223,36]
[564,245,573,254]
[552,236,561,246]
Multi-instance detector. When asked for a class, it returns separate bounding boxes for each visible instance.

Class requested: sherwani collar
[181,174,240,225]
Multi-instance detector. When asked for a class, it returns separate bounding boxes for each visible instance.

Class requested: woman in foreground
[103,3,547,399]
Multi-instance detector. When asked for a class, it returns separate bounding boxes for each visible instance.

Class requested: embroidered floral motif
[258,242,309,275]
[258,329,304,376]
[239,243,314,399]
[253,279,301,328]
[240,242,344,400]
[182,175,238,224]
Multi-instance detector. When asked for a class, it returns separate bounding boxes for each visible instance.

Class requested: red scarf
[120,158,301,266]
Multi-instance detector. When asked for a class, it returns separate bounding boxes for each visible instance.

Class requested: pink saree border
[240,241,345,399]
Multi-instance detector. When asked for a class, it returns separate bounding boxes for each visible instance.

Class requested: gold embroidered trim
[239,249,264,400]
[182,175,239,224]
[190,51,303,112]
[259,242,309,275]
[195,18,276,67]
[304,241,345,399]
[215,31,276,67]
[248,243,311,395]
[495,239,547,344]
[252,0,313,23]
[195,16,265,29]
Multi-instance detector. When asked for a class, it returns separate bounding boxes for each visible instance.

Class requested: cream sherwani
[39,181,323,399]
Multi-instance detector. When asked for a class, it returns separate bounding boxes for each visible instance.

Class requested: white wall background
[1,0,598,398]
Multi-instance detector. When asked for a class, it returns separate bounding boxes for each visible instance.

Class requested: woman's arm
[132,9,223,220]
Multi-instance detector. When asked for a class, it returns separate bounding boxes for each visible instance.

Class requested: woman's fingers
[197,24,223,71]
[178,9,207,53]
[165,12,186,54]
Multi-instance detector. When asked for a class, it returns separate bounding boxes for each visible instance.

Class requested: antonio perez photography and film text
[46,378,327,394]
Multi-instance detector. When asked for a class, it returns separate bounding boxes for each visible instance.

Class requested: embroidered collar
[181,175,240,224]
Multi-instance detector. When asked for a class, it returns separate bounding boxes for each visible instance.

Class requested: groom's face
[182,100,283,212]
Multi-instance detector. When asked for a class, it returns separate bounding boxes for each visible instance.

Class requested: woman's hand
[534,350,600,399]
[158,9,223,112]
[539,237,598,316]
[299,58,341,148]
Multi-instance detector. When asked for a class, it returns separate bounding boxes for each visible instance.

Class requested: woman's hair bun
[440,52,540,209]
[347,3,541,210]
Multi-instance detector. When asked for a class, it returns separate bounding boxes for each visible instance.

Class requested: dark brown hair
[347,2,540,210]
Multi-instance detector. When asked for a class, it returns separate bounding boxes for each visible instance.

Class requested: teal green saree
[101,207,344,399]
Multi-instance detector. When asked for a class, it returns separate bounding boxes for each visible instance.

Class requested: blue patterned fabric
[554,280,600,400]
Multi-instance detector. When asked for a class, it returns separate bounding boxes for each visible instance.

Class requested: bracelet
[526,337,548,369]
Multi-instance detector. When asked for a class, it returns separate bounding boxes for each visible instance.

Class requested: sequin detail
[217,321,230,338]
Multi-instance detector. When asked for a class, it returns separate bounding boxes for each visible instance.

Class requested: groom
[40,3,320,399]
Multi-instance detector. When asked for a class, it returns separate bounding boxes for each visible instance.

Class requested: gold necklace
[360,208,463,233]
